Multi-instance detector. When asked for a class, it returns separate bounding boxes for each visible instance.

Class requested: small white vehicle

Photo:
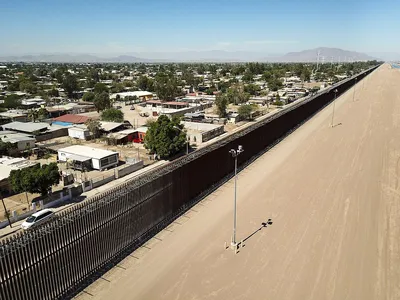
[21,209,55,230]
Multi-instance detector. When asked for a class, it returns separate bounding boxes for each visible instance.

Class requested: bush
[273,100,284,106]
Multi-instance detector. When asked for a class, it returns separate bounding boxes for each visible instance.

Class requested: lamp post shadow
[241,219,273,245]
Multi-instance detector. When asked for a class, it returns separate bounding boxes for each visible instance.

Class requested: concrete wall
[92,174,115,188]
[117,160,144,178]
[36,127,68,142]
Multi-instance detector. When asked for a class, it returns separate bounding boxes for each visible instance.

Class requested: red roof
[53,114,90,124]
[164,101,188,106]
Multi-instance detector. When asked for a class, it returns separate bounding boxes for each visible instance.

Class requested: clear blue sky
[1,0,398,55]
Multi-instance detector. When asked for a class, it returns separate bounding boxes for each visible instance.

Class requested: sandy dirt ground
[76,64,400,300]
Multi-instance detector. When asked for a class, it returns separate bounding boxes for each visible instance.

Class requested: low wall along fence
[0,66,379,300]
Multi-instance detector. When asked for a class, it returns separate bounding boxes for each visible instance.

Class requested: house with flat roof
[21,98,46,108]
[0,157,39,194]
[0,132,35,151]
[1,121,49,134]
[182,121,224,144]
[57,145,119,171]
[0,110,28,122]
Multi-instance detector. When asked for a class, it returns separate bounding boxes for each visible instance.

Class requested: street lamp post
[352,77,358,102]
[229,145,244,249]
[331,89,338,128]
[1,194,12,228]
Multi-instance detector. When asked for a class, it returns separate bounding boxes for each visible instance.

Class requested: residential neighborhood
[0,60,377,229]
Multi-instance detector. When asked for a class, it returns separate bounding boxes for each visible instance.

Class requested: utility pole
[229,145,244,249]
[1,193,12,228]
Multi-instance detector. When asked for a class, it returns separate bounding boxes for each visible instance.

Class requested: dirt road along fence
[0,66,379,300]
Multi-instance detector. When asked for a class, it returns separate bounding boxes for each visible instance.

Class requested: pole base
[230,241,237,250]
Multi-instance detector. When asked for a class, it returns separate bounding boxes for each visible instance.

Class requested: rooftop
[53,114,90,124]
[164,101,188,106]
[0,157,39,181]
[110,91,153,99]
[58,145,118,160]
[100,121,124,132]
[182,121,223,133]
[1,121,49,133]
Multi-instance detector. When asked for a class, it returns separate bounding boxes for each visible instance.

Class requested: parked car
[21,209,55,230]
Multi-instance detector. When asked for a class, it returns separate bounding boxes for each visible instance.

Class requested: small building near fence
[182,121,224,144]
[57,145,119,171]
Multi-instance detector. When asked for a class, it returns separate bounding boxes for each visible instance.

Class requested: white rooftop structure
[0,156,39,181]
[58,145,117,160]
[22,98,46,105]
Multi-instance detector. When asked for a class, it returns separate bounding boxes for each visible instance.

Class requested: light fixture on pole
[352,77,358,102]
[229,145,244,249]
[331,89,338,128]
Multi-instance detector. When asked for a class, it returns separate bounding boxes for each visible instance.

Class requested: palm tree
[28,109,38,122]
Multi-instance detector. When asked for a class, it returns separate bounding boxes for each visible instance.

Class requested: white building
[58,145,119,171]
[182,122,224,144]
[110,91,153,101]
[68,126,90,140]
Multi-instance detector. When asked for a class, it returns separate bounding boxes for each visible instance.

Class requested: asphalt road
[76,63,400,300]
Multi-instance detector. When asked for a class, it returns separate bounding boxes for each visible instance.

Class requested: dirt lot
[75,64,400,300]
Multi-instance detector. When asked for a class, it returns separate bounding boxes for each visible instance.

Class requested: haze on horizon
[1,0,399,60]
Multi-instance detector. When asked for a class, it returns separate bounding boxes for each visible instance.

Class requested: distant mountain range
[0,47,380,63]
[272,47,378,63]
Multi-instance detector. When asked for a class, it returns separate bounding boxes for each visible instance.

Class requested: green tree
[154,73,181,100]
[94,82,109,94]
[242,71,254,83]
[215,93,228,117]
[144,115,187,159]
[137,75,154,91]
[85,119,101,138]
[90,69,100,82]
[82,92,95,102]
[238,104,254,120]
[3,94,21,108]
[62,73,78,98]
[0,141,16,156]
[7,80,20,91]
[244,84,261,96]
[300,69,311,82]
[48,88,59,97]
[101,108,124,122]
[37,108,49,121]
[226,85,250,105]
[267,78,283,91]
[54,69,64,84]
[93,92,111,112]
[28,109,39,122]
[9,163,60,198]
